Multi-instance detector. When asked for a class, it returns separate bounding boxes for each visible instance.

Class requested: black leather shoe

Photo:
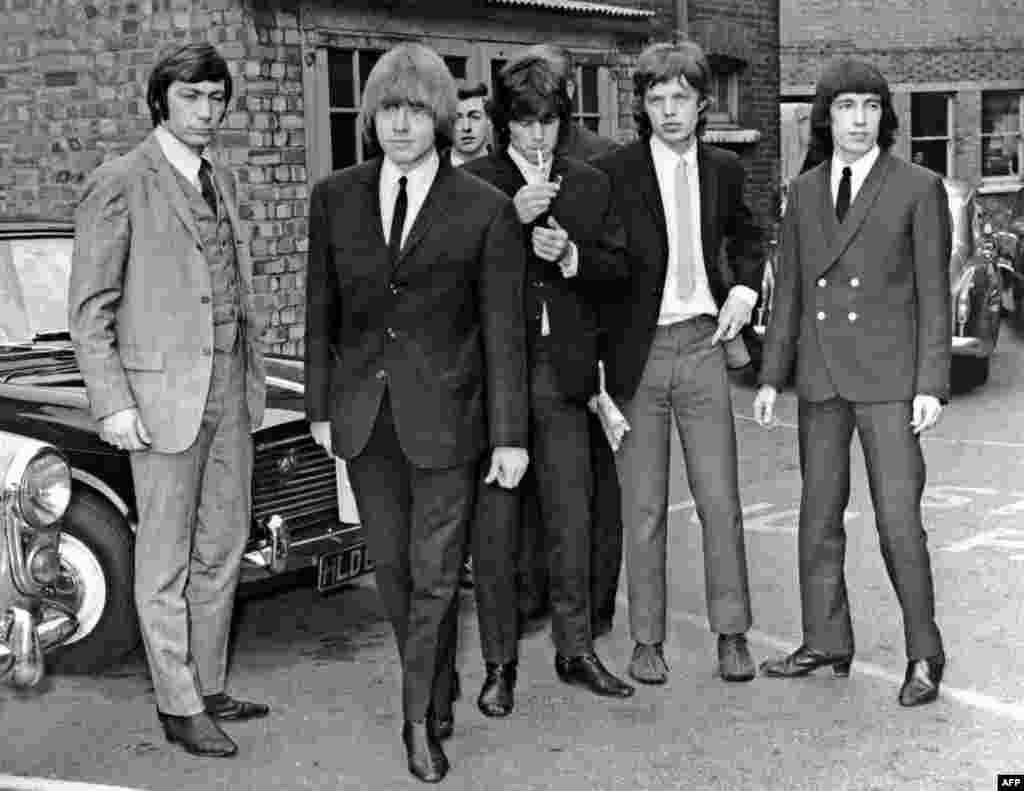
[760,645,853,678]
[402,720,448,783]
[159,711,237,757]
[717,633,756,682]
[898,657,944,707]
[203,693,270,721]
[477,662,517,717]
[555,652,634,698]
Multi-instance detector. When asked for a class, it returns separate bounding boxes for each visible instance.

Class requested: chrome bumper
[951,335,992,357]
[0,606,77,687]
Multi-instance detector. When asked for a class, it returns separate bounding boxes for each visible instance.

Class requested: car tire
[951,355,990,392]
[48,488,140,674]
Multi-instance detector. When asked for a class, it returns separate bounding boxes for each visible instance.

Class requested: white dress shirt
[154,125,211,191]
[830,145,880,208]
[649,136,756,326]
[380,150,440,248]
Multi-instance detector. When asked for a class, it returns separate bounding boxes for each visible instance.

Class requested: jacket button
[389,282,400,294]
[202,347,212,356]
[848,311,858,322]
[850,277,860,287]
[201,296,210,304]
[386,328,397,340]
[817,311,826,321]
[375,370,388,380]
[817,278,826,287]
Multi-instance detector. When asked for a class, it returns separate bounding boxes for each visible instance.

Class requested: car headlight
[18,450,71,529]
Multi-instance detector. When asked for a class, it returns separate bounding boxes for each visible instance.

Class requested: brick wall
[0,0,779,355]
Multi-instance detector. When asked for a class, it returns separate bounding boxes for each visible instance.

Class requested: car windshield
[0,236,72,343]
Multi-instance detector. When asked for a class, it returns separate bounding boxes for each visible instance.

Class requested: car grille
[253,433,339,533]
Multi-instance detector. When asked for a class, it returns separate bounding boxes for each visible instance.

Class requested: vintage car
[0,219,370,675]
[0,430,78,687]
[750,178,1002,390]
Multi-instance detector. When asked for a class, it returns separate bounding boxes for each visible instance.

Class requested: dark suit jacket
[462,151,629,402]
[305,156,529,468]
[557,122,620,163]
[593,140,763,402]
[69,132,267,453]
[759,151,952,403]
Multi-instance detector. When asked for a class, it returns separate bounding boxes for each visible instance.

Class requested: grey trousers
[130,344,251,716]
[797,397,944,661]
[614,317,752,645]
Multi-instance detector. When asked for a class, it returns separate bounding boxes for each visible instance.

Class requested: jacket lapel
[140,132,202,247]
[696,143,718,267]
[635,142,669,261]
[213,164,253,285]
[817,151,894,275]
[392,155,456,274]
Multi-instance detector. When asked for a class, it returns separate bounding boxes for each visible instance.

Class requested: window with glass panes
[326,48,468,170]
[573,64,600,132]
[706,71,738,125]
[981,91,1023,180]
[910,93,952,176]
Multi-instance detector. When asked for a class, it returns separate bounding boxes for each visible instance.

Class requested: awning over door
[486,0,655,19]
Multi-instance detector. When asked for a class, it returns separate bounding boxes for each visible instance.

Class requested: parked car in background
[0,220,370,675]
[749,178,1002,391]
[0,430,78,688]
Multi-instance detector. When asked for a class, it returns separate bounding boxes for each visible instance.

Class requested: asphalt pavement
[3,326,1024,791]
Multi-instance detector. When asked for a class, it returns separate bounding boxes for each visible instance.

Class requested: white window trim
[980,89,1024,186]
[910,92,954,177]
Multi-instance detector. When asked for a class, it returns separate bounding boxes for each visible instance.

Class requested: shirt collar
[832,144,880,186]
[650,134,698,173]
[154,125,208,187]
[381,148,440,195]
[507,145,553,185]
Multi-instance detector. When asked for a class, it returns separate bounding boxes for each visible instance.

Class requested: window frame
[909,91,954,178]
[980,89,1024,185]
[705,70,739,127]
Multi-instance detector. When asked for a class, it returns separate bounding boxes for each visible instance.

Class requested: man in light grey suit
[69,43,268,757]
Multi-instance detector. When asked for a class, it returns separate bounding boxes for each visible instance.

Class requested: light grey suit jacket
[69,131,267,453]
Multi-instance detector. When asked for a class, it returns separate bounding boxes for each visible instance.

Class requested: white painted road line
[0,776,147,791]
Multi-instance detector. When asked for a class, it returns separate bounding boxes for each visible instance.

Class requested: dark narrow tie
[388,176,408,264]
[835,166,852,222]
[198,159,217,214]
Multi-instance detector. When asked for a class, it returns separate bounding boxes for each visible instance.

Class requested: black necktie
[198,159,217,214]
[835,166,852,222]
[388,176,408,263]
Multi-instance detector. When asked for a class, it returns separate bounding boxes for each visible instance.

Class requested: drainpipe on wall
[674,0,687,42]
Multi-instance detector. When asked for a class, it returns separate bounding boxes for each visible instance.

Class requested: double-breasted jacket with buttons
[759,151,952,403]
[304,156,529,469]
[69,132,267,454]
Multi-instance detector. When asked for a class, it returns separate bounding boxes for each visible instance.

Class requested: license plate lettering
[317,544,373,592]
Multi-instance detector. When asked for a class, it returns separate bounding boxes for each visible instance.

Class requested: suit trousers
[530,349,594,657]
[471,462,520,665]
[346,391,475,721]
[589,409,623,629]
[130,341,251,717]
[615,317,752,644]
[797,397,944,661]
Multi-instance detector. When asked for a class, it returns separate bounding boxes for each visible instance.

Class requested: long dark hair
[809,58,898,157]
[147,43,232,127]
[488,54,572,151]
[631,41,711,141]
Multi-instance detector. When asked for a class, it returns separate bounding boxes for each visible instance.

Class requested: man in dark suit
[527,43,624,640]
[69,43,269,758]
[754,59,951,708]
[593,41,762,686]
[305,43,529,783]
[463,53,634,714]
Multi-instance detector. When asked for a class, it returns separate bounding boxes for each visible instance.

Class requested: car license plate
[317,544,373,592]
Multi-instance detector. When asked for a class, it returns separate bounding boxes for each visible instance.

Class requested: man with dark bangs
[593,41,763,687]
[755,58,950,708]
[305,43,529,783]
[463,53,634,712]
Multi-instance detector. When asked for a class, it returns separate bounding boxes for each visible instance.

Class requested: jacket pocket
[120,347,165,371]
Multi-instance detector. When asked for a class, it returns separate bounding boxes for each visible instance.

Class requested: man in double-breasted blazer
[462,52,633,718]
[754,58,951,707]
[593,41,763,687]
[69,44,268,758]
[305,43,529,784]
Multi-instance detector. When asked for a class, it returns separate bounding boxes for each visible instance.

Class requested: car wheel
[951,355,990,392]
[47,488,140,674]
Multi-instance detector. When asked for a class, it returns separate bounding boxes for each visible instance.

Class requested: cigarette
[536,149,544,171]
